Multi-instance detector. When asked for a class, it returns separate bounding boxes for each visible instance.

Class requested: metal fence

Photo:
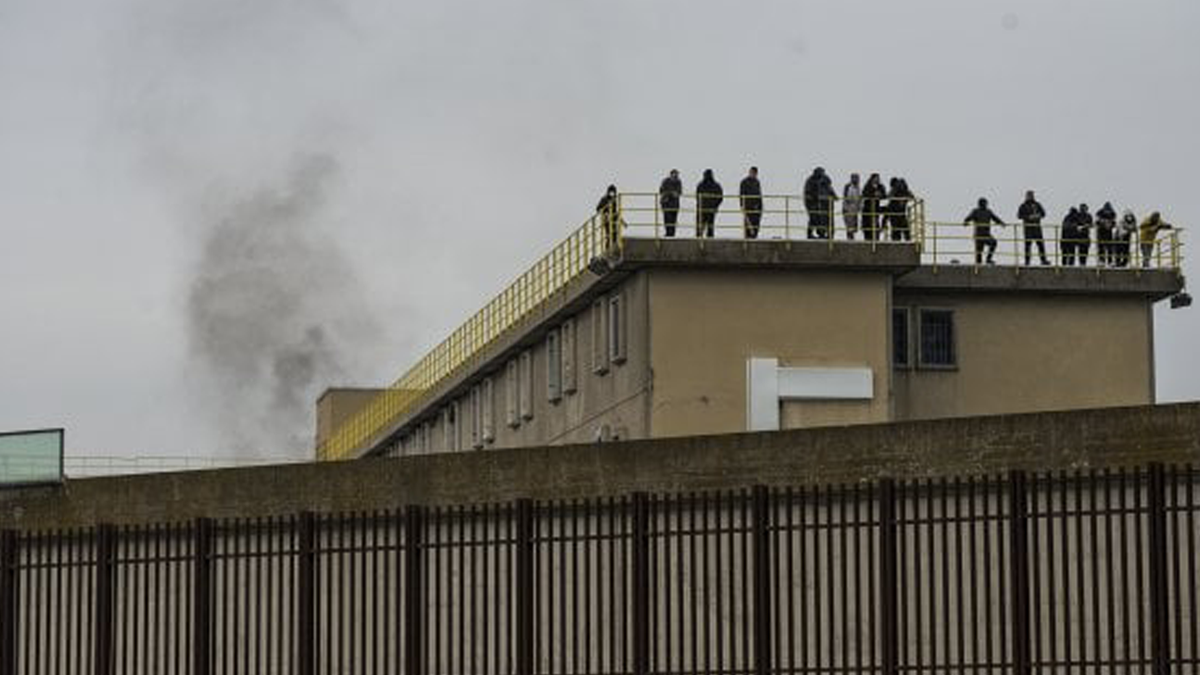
[5,464,1195,674]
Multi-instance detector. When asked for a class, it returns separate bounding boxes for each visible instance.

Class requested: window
[470,386,483,450]
[441,405,457,452]
[561,318,578,394]
[608,293,627,365]
[505,359,520,428]
[918,309,957,368]
[481,378,495,443]
[892,307,911,368]
[592,298,609,374]
[519,349,534,420]
[547,329,562,403]
[451,400,464,451]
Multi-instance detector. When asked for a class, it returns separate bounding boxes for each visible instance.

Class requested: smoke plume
[187,153,379,458]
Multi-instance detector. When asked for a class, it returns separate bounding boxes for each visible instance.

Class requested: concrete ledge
[3,402,1198,530]
[897,265,1184,298]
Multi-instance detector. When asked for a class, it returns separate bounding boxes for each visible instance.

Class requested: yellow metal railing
[321,190,1183,461]
[317,208,621,460]
[920,221,1184,272]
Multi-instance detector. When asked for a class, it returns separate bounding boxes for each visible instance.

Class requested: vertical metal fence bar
[879,479,899,675]
[1009,471,1032,675]
[0,530,16,675]
[1148,463,1171,675]
[752,485,773,675]
[297,512,317,675]
[405,506,424,675]
[515,499,534,675]
[192,518,213,675]
[94,524,116,675]
[631,492,650,675]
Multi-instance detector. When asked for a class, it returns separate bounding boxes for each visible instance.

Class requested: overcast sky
[1,0,1198,460]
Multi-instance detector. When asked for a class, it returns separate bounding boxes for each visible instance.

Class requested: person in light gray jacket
[842,173,862,240]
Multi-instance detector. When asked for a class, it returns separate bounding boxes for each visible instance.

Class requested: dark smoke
[187,153,379,458]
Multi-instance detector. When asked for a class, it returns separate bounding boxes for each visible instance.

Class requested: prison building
[315,192,1186,460]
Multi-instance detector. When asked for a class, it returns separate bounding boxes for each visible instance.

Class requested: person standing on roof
[596,185,620,249]
[1116,210,1138,267]
[842,173,862,240]
[1017,190,1050,266]
[695,169,723,238]
[965,197,1006,265]
[860,173,886,241]
[1139,211,1173,268]
[739,166,764,239]
[803,167,837,239]
[1095,201,1117,266]
[887,178,913,241]
[658,169,682,238]
[1074,203,1094,266]
[1060,206,1081,266]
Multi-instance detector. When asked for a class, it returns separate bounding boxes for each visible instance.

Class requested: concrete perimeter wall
[3,402,1199,530]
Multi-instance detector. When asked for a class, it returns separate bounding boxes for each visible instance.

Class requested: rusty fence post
[879,479,899,675]
[0,530,17,675]
[404,506,425,675]
[192,518,214,675]
[515,499,535,675]
[1008,471,1032,675]
[297,512,317,675]
[1147,464,1171,675]
[93,524,117,675]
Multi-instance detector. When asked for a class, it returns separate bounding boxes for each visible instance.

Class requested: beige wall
[893,293,1154,420]
[648,268,893,437]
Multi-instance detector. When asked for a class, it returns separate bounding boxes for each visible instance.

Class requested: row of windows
[392,291,628,455]
[893,307,956,369]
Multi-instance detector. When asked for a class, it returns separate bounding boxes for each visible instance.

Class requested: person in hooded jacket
[1116,210,1138,267]
[1139,211,1173,268]
[965,197,1006,264]
[596,185,620,249]
[658,169,683,237]
[860,173,887,241]
[887,178,913,241]
[1017,190,1050,266]
[803,167,837,239]
[1095,202,1117,266]
[1060,207,1081,266]
[695,169,723,238]
[739,166,763,239]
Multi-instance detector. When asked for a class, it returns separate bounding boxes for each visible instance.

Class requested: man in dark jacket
[860,173,887,241]
[658,169,682,237]
[1074,203,1094,266]
[695,169,723,238]
[965,197,1006,264]
[803,167,837,239]
[1017,190,1050,266]
[739,166,763,239]
[1060,206,1081,266]
[596,184,619,249]
[1096,201,1117,266]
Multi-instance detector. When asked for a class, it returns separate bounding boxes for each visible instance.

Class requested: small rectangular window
[892,307,911,369]
[608,293,627,365]
[481,378,495,443]
[505,359,520,428]
[547,329,562,403]
[561,318,578,394]
[919,309,957,368]
[592,298,609,375]
[470,386,483,450]
[519,349,534,420]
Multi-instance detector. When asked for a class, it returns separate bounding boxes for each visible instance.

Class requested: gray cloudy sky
[1,0,1198,460]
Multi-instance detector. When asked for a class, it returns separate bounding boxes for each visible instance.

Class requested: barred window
[893,307,911,368]
[919,309,957,368]
[547,329,562,403]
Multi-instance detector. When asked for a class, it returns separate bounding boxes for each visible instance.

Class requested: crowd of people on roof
[593,167,1177,269]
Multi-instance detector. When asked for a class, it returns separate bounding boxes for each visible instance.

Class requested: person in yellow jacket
[1139,212,1173,268]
